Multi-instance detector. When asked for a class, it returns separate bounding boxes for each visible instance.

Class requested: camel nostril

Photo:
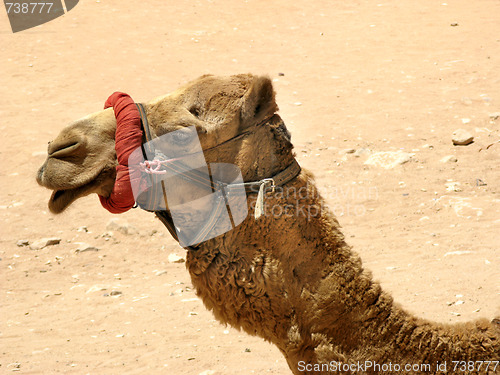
[48,141,80,158]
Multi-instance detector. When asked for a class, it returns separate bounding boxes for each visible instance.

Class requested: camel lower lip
[49,188,77,213]
[52,190,65,201]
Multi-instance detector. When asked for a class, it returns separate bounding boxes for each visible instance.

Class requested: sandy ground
[1,0,499,374]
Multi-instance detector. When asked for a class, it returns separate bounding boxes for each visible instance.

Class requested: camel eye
[188,106,201,118]
[170,127,196,146]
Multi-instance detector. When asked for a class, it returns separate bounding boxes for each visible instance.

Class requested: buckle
[261,178,275,193]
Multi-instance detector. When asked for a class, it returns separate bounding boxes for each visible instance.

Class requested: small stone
[29,237,61,250]
[106,218,137,235]
[155,270,168,276]
[450,22,459,27]
[461,97,472,105]
[440,155,457,163]
[421,144,434,149]
[168,253,185,263]
[461,118,471,124]
[77,226,88,233]
[476,179,487,186]
[489,112,500,120]
[74,242,99,253]
[445,182,461,192]
[452,129,474,145]
[340,148,356,155]
[244,348,251,352]
[16,239,29,247]
[444,251,473,257]
[364,151,413,169]
[7,362,21,371]
[86,285,107,294]
[110,290,122,296]
[278,72,285,76]
[353,148,371,158]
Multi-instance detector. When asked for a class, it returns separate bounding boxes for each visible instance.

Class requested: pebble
[74,242,99,253]
[16,239,29,247]
[440,155,457,163]
[445,182,462,192]
[489,112,500,120]
[339,148,356,155]
[7,362,21,371]
[452,129,474,145]
[168,253,185,263]
[353,148,371,158]
[155,270,168,276]
[77,226,88,233]
[461,97,472,105]
[364,151,413,169]
[110,290,122,296]
[444,250,473,257]
[29,237,61,250]
[106,218,138,235]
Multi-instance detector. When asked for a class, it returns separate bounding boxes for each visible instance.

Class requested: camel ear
[240,76,278,129]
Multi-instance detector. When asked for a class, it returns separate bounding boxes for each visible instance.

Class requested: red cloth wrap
[99,92,143,213]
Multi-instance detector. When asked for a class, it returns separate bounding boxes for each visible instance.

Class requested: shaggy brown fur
[37,74,500,374]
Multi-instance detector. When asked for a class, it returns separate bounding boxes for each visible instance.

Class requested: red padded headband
[98,92,144,214]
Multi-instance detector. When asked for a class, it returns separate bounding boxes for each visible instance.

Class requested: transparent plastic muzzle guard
[128,126,248,247]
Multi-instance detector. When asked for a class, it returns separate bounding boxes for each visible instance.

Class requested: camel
[37,74,499,374]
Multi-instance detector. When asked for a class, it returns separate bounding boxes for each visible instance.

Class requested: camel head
[37,74,293,215]
[36,107,118,213]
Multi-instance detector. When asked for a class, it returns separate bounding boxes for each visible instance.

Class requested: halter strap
[134,103,301,250]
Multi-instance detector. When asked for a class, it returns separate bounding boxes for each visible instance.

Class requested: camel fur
[37,74,500,374]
